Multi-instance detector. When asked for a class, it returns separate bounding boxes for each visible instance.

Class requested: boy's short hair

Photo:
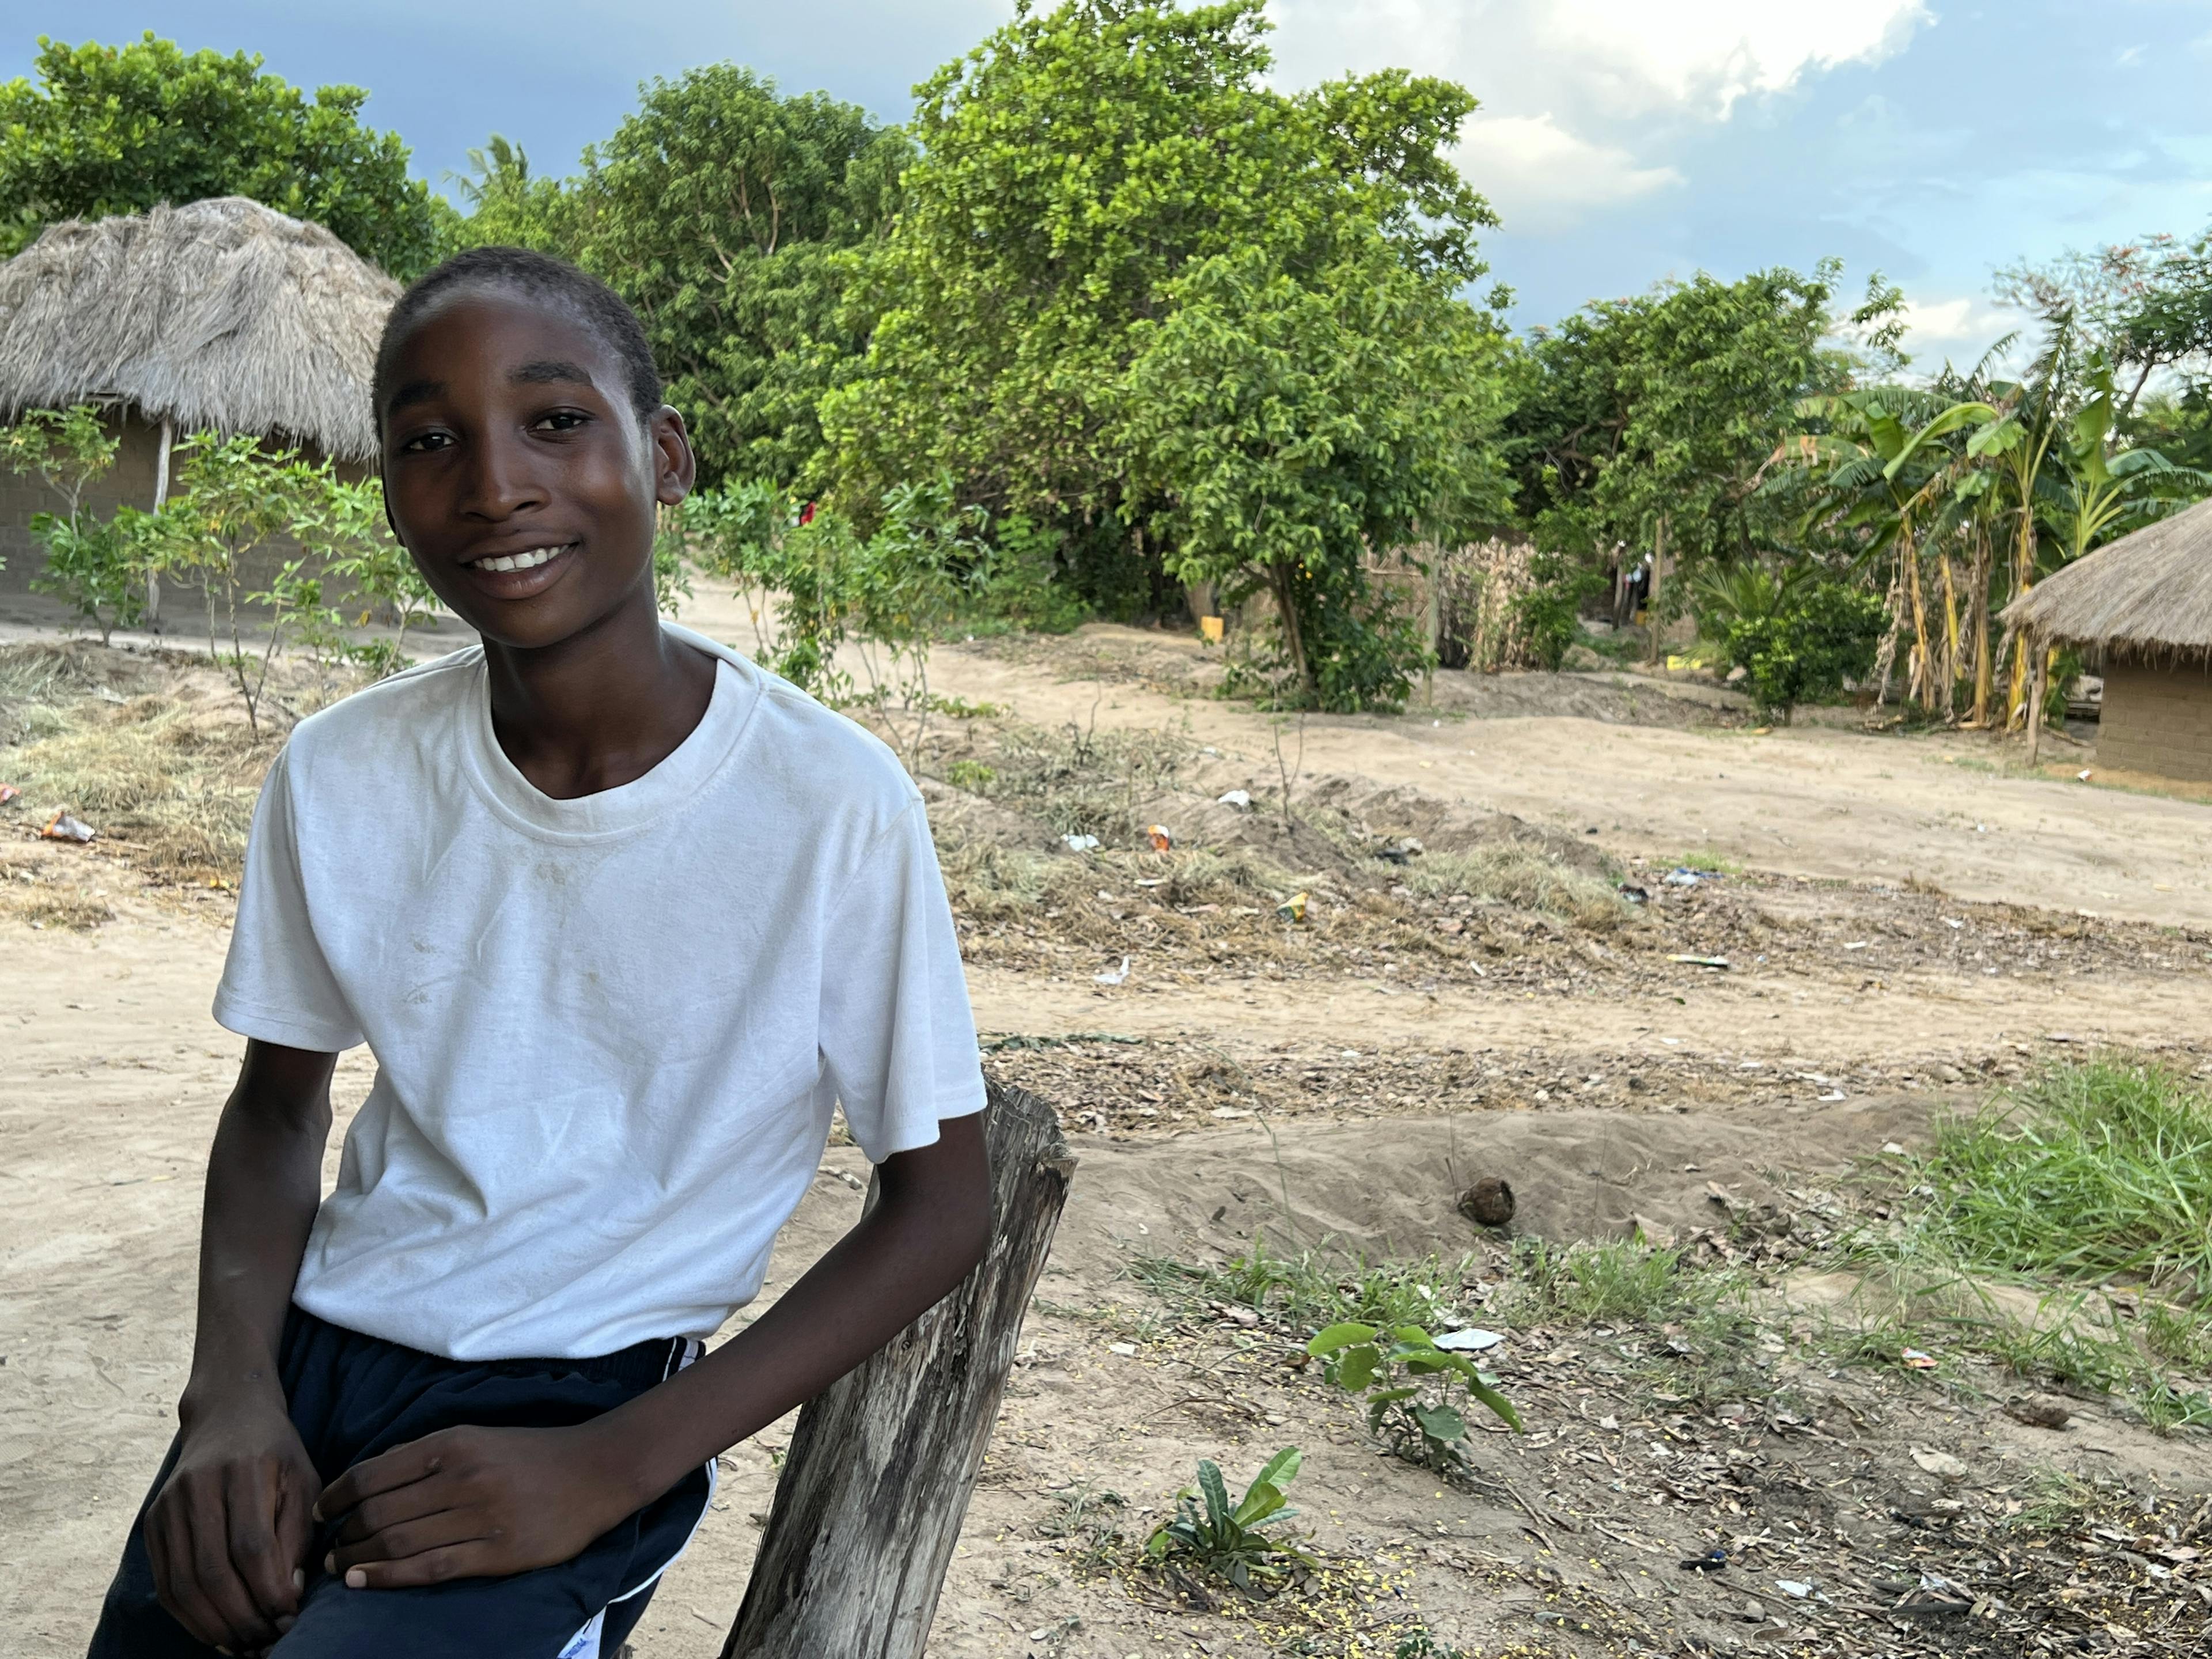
[373,246,664,429]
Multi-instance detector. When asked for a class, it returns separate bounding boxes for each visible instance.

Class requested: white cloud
[1896,294,2017,371]
[1455,113,1683,231]
[1267,1,1933,233]
[1531,1,1932,117]
[1269,1,1930,119]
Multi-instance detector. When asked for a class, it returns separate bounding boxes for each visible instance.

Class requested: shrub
[1698,566,1884,723]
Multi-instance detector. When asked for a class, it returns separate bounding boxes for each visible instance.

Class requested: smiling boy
[87,247,993,1658]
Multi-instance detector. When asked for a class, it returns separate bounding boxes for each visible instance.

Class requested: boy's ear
[651,406,696,507]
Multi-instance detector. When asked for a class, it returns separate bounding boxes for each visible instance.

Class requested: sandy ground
[5,605,2211,1655]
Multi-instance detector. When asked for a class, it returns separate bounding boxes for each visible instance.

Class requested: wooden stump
[722,1084,1075,1658]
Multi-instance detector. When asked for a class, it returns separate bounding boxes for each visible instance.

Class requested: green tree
[824,2,1497,605]
[446,70,909,490]
[149,433,337,734]
[1503,265,1863,594]
[0,34,440,276]
[1122,236,1511,707]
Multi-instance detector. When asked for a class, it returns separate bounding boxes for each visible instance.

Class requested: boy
[88,247,993,1658]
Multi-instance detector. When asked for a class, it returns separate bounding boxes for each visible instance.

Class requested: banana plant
[2040,356,2212,567]
[1887,324,2079,727]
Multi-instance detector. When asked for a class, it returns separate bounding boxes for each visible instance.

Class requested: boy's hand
[145,1398,320,1653]
[318,1423,635,1588]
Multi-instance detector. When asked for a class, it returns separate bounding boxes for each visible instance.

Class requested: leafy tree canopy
[447,67,910,490]
[819,0,1508,702]
[0,34,440,277]
[1502,264,1870,581]
[824,0,1497,529]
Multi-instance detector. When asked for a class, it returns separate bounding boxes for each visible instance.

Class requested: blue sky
[8,2,2212,369]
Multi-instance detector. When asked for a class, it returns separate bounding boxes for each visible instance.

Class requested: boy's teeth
[478,547,561,573]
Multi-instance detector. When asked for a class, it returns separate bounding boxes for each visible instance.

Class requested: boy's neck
[480,597,718,801]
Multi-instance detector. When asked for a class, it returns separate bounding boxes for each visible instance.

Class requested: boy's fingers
[222,1459,299,1622]
[316,1435,450,1520]
[146,1512,228,1649]
[339,1541,483,1590]
[332,1480,453,1548]
[271,1467,321,1594]
[181,1505,277,1650]
[331,1506,488,1573]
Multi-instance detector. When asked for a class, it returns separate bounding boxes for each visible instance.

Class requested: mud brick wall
[0,416,164,595]
[2099,658,2212,782]
[2,411,370,614]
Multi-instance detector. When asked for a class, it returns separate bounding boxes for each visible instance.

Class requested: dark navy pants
[89,1306,713,1658]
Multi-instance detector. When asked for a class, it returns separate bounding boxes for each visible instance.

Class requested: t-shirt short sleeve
[211,745,366,1053]
[819,799,986,1162]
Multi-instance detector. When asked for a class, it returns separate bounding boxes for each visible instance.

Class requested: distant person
[88,248,991,1658]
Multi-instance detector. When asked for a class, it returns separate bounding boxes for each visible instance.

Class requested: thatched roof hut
[2004,496,2212,665]
[0,195,397,465]
[2003,499,2212,782]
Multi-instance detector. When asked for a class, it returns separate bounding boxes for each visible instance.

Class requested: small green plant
[672,475,979,763]
[2,404,148,639]
[1512,551,1605,671]
[314,476,441,672]
[147,432,339,734]
[0,404,119,558]
[1143,1448,1314,1596]
[28,510,152,644]
[1307,1323,1521,1473]
[1393,1633,1470,1659]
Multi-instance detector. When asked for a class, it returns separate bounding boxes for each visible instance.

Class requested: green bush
[1698,566,1884,723]
[1512,551,1603,671]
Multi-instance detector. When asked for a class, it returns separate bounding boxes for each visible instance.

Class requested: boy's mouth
[460,541,578,597]
[467,543,573,573]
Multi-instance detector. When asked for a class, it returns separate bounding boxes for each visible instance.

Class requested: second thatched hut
[0,195,397,603]
[2003,495,2212,782]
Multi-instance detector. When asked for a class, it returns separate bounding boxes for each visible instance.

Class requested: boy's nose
[457,435,548,522]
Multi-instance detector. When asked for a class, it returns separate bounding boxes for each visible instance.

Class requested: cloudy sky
[9,1,2212,367]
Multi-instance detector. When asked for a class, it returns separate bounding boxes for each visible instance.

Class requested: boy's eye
[399,431,453,453]
[533,410,590,433]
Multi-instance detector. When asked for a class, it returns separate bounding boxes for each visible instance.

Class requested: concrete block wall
[2098,658,2212,782]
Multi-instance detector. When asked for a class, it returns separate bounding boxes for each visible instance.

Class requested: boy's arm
[145,1039,336,1652]
[319,1111,993,1589]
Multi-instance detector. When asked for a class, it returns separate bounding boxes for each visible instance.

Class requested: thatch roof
[2004,495,2212,664]
[0,196,396,465]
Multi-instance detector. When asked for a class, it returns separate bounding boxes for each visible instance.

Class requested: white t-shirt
[213,623,985,1361]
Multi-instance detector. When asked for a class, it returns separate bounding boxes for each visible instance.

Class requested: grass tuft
[1913,1058,2212,1298]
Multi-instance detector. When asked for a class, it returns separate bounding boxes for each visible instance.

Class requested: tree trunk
[147,415,173,628]
[724,1085,1075,1659]
[1267,560,1310,699]
[1967,528,1993,727]
[2026,637,2048,766]
[1644,517,1669,665]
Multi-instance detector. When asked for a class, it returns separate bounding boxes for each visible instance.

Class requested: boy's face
[378,289,694,652]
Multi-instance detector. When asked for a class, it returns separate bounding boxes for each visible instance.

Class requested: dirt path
[7,613,2212,1654]
[687,598,2208,931]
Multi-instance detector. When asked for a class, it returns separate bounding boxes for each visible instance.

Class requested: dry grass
[2,643,270,885]
[916,714,1634,978]
[0,882,116,929]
